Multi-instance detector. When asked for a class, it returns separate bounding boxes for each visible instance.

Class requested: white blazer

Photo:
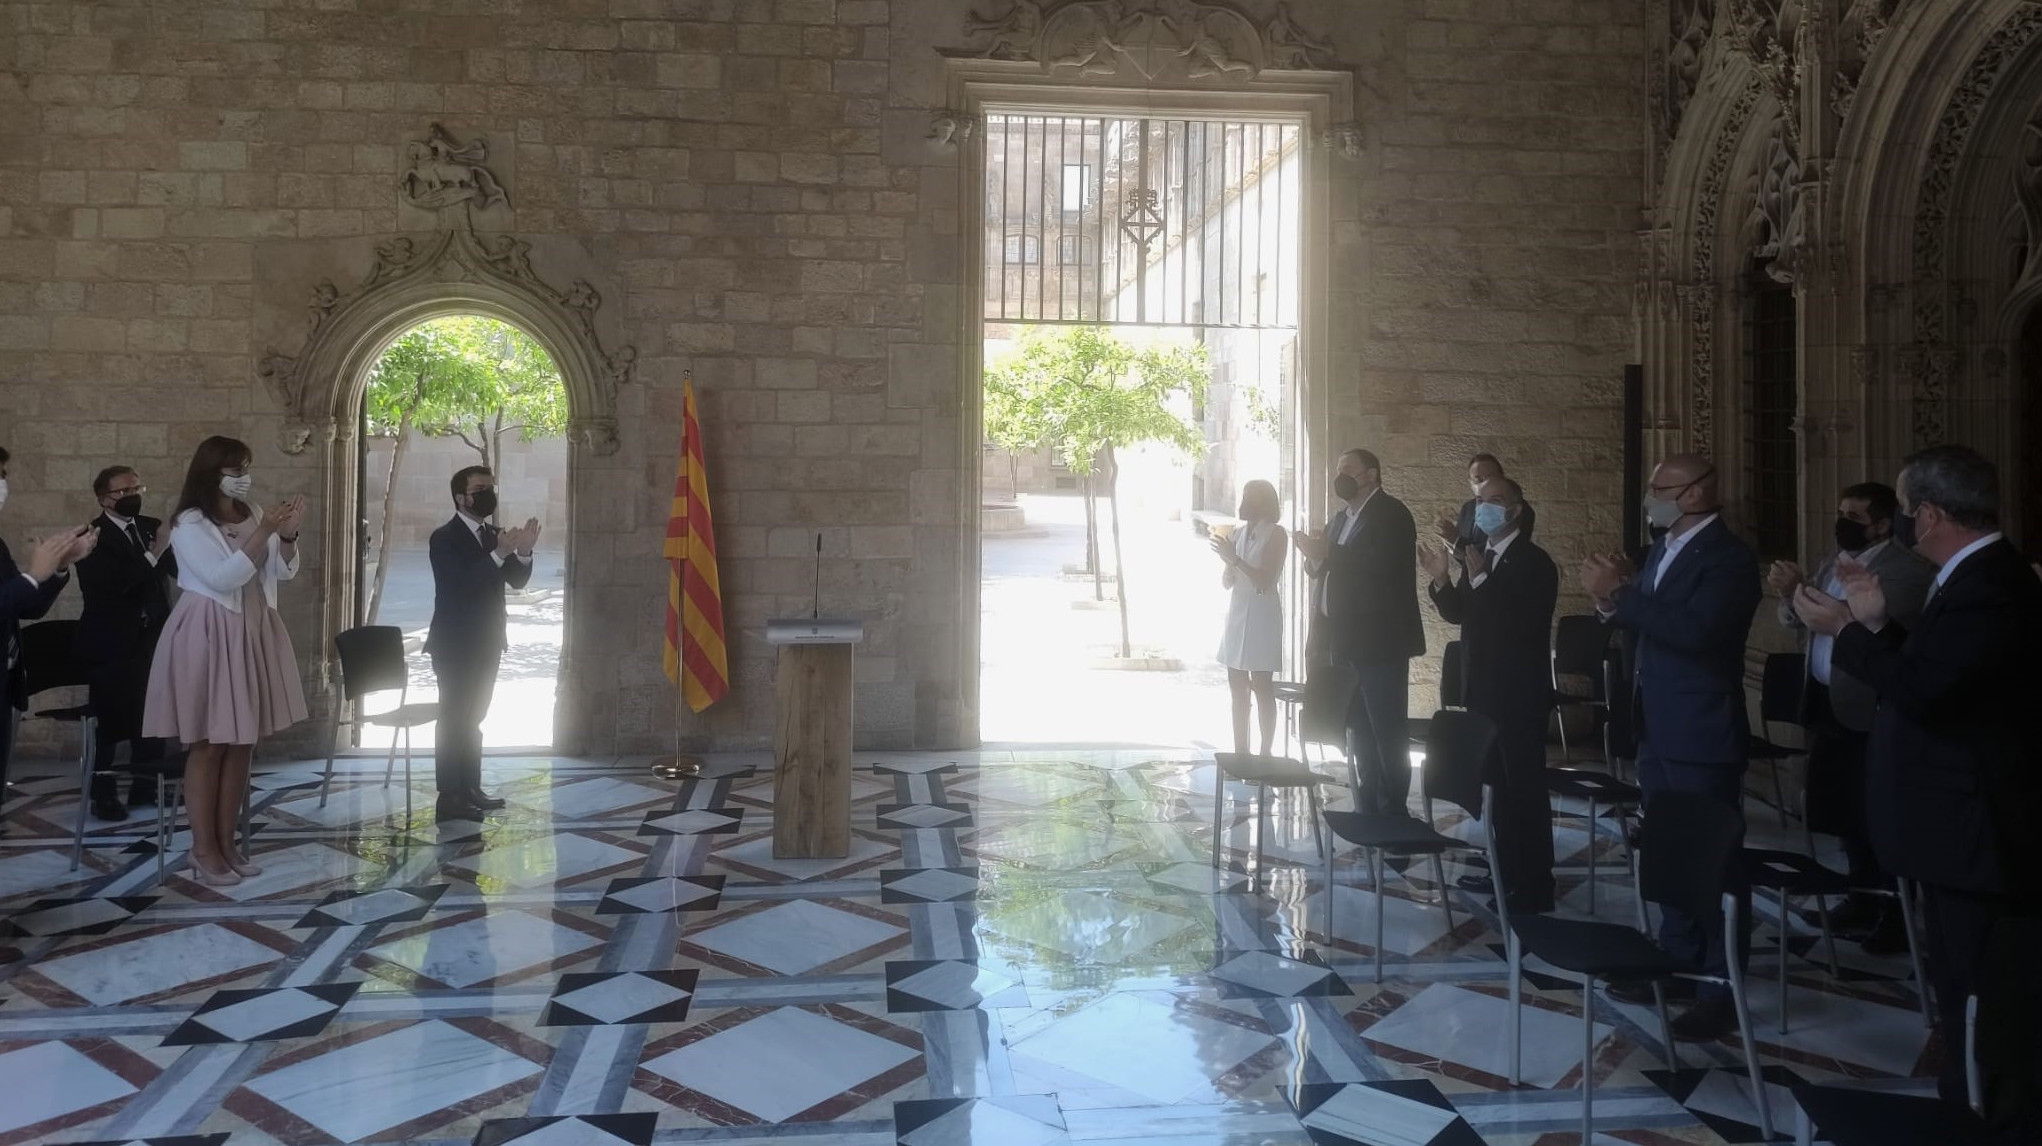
[168,505,298,613]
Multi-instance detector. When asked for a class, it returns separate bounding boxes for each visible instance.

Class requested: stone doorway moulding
[929,0,1360,743]
[257,216,636,755]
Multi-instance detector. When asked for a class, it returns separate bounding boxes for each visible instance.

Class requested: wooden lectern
[764,618,863,858]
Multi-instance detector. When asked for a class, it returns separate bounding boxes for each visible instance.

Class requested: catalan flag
[663,377,729,711]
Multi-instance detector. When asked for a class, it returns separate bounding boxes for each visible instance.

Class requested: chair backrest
[1298,659,1358,749]
[1420,708,1497,823]
[18,620,89,698]
[1759,651,1806,726]
[1601,656,1635,761]
[332,625,409,701]
[1636,790,1744,922]
[1976,916,2042,1127]
[1439,640,1464,709]
[1551,614,1612,686]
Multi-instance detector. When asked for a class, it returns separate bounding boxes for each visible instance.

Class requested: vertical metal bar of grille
[1096,118,1109,325]
[1135,121,1150,325]
[1055,116,1068,320]
[1022,115,1035,321]
[997,115,1010,320]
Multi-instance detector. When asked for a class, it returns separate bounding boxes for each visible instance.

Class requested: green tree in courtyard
[984,327,1209,658]
[360,316,566,623]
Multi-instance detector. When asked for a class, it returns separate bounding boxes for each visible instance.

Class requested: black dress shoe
[1669,996,1740,1042]
[1456,874,1494,894]
[467,790,507,810]
[1607,979,1696,1006]
[435,799,484,824]
[128,779,160,808]
[1858,912,1910,957]
[91,798,130,822]
[1818,895,1884,935]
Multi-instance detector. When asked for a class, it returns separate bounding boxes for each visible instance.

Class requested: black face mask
[111,494,143,519]
[1834,517,1870,554]
[466,489,498,519]
[1894,511,1917,549]
[1332,473,1360,501]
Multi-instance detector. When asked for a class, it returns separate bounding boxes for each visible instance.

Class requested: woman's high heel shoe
[224,855,263,878]
[190,856,242,887]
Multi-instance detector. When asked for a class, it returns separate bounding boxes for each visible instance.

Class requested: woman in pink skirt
[144,436,309,886]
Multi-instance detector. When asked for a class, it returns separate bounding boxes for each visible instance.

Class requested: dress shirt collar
[1934,532,2003,591]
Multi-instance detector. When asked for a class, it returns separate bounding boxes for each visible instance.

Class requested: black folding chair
[1406,640,1463,756]
[18,621,101,868]
[1745,651,1806,829]
[1493,788,1772,1142]
[1209,753,1329,893]
[1544,657,1642,913]
[1322,708,1494,983]
[316,626,439,824]
[1293,660,1358,785]
[1549,614,1612,763]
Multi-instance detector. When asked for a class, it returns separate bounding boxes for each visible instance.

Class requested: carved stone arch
[255,223,637,755]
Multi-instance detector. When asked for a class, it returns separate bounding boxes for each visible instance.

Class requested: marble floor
[0,749,1938,1145]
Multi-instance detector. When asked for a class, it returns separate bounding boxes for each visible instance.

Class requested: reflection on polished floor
[0,751,1935,1144]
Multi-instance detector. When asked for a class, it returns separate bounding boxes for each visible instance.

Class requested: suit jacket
[73,513,177,667]
[1778,541,1933,731]
[424,515,533,660]
[1833,538,2042,898]
[1427,531,1558,724]
[1,539,70,713]
[1312,489,1425,664]
[1607,516,1762,765]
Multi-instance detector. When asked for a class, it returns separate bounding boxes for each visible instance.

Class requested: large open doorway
[976,111,1308,748]
[354,315,569,751]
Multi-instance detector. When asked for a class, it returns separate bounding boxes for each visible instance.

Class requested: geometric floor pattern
[0,749,1940,1144]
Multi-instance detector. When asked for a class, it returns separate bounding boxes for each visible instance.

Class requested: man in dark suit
[1769,481,1932,950]
[1795,445,2042,1126]
[1296,448,1425,816]
[425,465,539,822]
[1421,477,1558,912]
[73,465,178,821]
[1433,453,1537,559]
[0,445,95,812]
[1582,453,1761,1040]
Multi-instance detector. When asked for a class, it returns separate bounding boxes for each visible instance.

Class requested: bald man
[1581,454,1761,1041]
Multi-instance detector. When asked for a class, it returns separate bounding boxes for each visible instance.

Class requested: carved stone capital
[926,110,981,147]
[567,417,623,456]
[1317,121,1363,161]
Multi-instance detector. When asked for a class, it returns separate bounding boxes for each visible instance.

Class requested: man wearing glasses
[73,465,177,821]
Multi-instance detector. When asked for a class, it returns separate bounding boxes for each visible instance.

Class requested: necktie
[480,524,500,554]
[125,522,142,550]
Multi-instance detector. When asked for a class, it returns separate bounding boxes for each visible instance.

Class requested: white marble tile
[35,923,282,1005]
[192,988,338,1041]
[689,900,902,974]
[605,877,719,913]
[1303,1084,1460,1146]
[309,887,438,927]
[893,962,1026,1009]
[1007,992,1276,1105]
[641,1006,917,1122]
[1743,983,1930,1076]
[468,833,641,890]
[1361,983,1611,1089]
[983,890,1200,965]
[516,777,670,819]
[970,822,1136,868]
[207,842,374,902]
[6,897,137,935]
[887,868,979,901]
[244,1018,542,1142]
[1324,883,1456,956]
[0,849,96,899]
[1680,1068,1796,1134]
[553,973,692,1024]
[900,1095,1067,1146]
[366,909,601,988]
[710,832,895,880]
[0,1041,138,1134]
[970,769,1104,808]
[272,783,422,827]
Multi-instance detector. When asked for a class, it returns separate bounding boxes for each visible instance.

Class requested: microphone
[812,532,823,619]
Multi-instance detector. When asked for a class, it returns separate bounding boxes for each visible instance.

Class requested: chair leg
[1372,848,1386,984]
[1652,980,1677,1070]
[1778,890,1791,1036]
[1506,934,1524,1085]
[1771,759,1789,829]
[1557,705,1572,764]
[1322,833,1337,939]
[318,710,341,808]
[402,727,414,829]
[1581,973,1596,1144]
[70,729,95,871]
[1727,908,1775,1140]
[382,726,399,789]
[1585,797,1599,914]
[1306,786,1325,859]
[1430,853,1454,934]
[1254,785,1270,895]
[1896,877,1932,1028]
[1814,895,1840,978]
[1210,760,1225,870]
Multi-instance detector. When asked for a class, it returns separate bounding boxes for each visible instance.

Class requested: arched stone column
[254,223,637,755]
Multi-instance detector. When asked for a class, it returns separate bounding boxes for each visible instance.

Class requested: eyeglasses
[105,484,146,497]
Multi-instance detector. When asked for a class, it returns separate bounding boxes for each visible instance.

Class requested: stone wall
[0,0,1645,754]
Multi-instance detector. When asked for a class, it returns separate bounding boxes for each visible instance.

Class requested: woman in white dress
[1211,480,1287,756]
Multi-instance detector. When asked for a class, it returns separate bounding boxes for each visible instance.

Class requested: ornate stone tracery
[954,0,1338,81]
[1748,125,1804,283]
[1685,81,1768,455]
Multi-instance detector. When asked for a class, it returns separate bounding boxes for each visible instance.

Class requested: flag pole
[652,368,703,782]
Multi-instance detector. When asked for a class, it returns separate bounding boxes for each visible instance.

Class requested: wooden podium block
[771,640,855,859]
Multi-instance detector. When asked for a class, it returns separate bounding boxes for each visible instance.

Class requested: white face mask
[220,473,253,500]
[0,477,9,513]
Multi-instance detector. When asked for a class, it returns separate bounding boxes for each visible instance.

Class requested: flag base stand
[650,755,703,780]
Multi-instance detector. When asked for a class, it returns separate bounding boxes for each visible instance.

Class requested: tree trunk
[362,408,414,624]
[1008,454,1019,502]
[490,407,507,500]
[1104,444,1131,658]
[1081,473,1102,599]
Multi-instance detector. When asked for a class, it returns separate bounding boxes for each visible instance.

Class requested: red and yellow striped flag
[663,377,729,711]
